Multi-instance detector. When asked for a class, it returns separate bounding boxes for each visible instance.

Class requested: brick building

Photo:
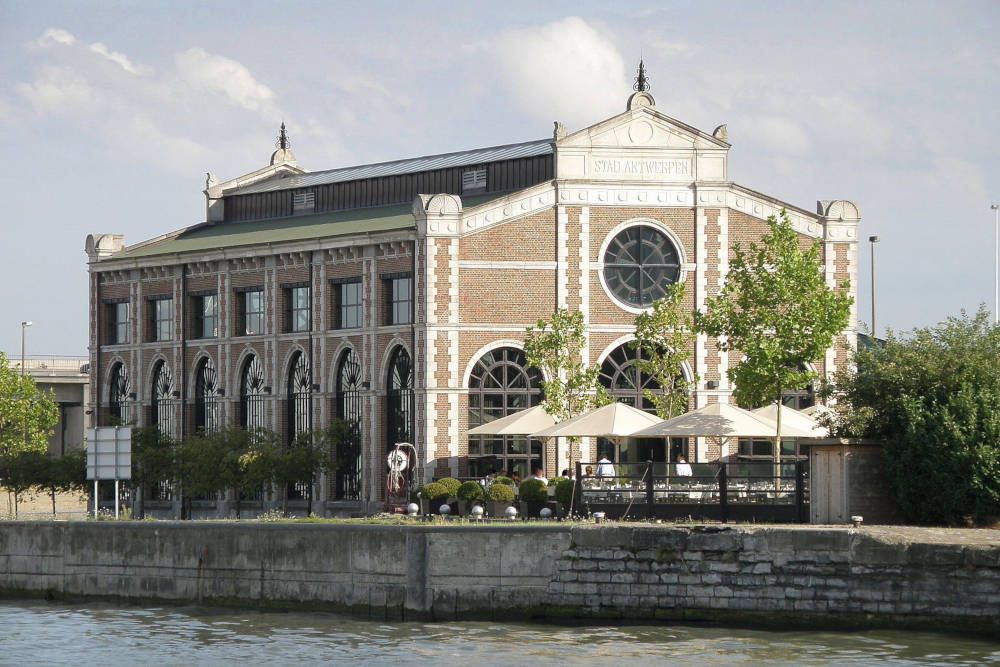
[86,75,859,513]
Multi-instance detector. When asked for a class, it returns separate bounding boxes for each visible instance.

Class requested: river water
[1,601,997,666]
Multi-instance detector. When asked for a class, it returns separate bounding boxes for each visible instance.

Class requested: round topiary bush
[437,477,462,498]
[493,475,514,486]
[457,480,485,501]
[554,477,575,507]
[422,481,450,501]
[519,478,548,503]
[488,482,515,502]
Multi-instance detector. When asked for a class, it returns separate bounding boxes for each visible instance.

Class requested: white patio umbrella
[466,404,555,436]
[529,401,663,440]
[632,402,812,439]
[529,402,664,481]
[752,404,829,438]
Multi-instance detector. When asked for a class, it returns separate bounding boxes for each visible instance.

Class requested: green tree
[524,309,610,471]
[632,283,698,419]
[129,427,177,519]
[827,308,1000,524]
[0,352,59,515]
[695,210,852,464]
[40,449,87,516]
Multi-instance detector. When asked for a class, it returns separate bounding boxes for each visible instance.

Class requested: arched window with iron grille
[335,348,363,500]
[240,355,266,430]
[467,346,543,479]
[286,351,312,442]
[386,346,413,454]
[194,357,220,433]
[108,362,132,426]
[598,342,687,463]
[150,360,177,439]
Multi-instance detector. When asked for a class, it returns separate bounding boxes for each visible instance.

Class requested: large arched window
[598,342,687,463]
[335,348,363,500]
[108,362,132,425]
[467,346,543,479]
[150,360,177,438]
[240,355,266,430]
[599,343,663,410]
[286,351,312,443]
[602,224,681,308]
[194,357,220,434]
[386,346,413,454]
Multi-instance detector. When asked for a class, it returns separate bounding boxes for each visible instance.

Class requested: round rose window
[602,225,681,308]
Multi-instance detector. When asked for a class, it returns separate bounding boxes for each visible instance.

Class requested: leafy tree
[40,449,87,516]
[0,352,59,515]
[632,282,698,419]
[696,210,851,463]
[524,309,610,470]
[129,427,177,519]
[827,308,1000,524]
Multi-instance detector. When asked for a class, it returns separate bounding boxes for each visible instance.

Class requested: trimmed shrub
[493,475,514,486]
[422,481,450,501]
[457,480,485,501]
[554,477,575,507]
[488,482,515,502]
[437,477,462,498]
[519,478,548,503]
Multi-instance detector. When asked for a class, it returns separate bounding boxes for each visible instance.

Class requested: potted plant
[518,478,549,518]
[421,481,451,515]
[456,480,485,515]
[553,477,575,517]
[487,481,516,517]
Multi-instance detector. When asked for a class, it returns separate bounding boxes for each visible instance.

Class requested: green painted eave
[111,205,416,260]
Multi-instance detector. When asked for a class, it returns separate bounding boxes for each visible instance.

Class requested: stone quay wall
[0,522,996,636]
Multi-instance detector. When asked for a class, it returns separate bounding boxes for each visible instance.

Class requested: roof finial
[633,59,650,92]
[276,121,290,150]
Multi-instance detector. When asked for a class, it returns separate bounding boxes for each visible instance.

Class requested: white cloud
[484,17,629,128]
[33,27,145,74]
[175,48,275,113]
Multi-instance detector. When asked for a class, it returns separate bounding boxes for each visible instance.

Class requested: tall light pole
[20,321,32,377]
[868,236,879,338]
[992,204,999,324]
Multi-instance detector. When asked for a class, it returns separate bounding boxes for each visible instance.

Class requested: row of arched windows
[104,345,414,501]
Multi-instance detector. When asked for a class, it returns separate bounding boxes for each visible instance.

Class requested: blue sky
[1,1,997,355]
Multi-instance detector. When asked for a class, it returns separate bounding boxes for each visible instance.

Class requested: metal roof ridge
[297,137,552,180]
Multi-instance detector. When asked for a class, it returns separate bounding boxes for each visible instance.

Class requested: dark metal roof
[232,139,553,195]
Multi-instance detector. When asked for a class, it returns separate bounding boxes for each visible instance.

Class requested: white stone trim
[448,239,459,325]
[425,240,438,326]
[695,207,708,402]
[461,183,556,235]
[557,207,568,309]
[458,260,557,270]
[717,208,730,396]
[580,206,591,362]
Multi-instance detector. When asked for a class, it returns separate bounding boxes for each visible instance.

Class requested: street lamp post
[20,321,32,377]
[868,237,879,337]
[992,204,999,325]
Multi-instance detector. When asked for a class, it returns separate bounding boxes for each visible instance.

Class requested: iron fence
[574,460,808,523]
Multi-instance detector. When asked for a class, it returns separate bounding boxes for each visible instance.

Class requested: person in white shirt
[596,456,616,478]
[530,465,548,485]
[675,456,693,477]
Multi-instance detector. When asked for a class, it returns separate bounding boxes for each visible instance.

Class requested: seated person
[675,456,693,477]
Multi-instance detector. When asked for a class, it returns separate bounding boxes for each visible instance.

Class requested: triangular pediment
[558,106,729,151]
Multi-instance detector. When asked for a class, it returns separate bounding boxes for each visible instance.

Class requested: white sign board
[86,426,132,481]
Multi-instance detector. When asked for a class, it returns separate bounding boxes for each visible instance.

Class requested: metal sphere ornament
[539,507,553,519]
[406,502,419,516]
[439,503,451,516]
[471,505,485,519]
[504,506,518,520]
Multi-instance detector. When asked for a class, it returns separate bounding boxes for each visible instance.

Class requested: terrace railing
[573,460,808,523]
